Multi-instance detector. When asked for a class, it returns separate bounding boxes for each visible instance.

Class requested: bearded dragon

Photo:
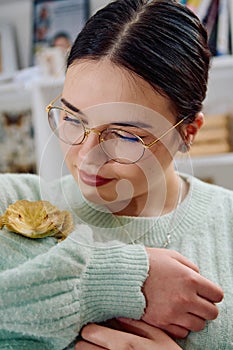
[0,200,73,241]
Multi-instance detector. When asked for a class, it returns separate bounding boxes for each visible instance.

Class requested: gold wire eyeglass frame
[46,95,187,162]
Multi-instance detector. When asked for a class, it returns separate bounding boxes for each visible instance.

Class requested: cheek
[60,143,80,171]
[146,134,179,169]
[115,162,155,195]
[137,148,169,186]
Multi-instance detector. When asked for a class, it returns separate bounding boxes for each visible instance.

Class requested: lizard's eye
[44,214,49,219]
[18,214,22,219]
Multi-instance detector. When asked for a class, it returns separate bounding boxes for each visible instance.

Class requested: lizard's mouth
[8,217,58,235]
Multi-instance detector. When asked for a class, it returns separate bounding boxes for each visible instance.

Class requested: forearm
[0,173,150,347]
[0,230,148,349]
[80,242,148,325]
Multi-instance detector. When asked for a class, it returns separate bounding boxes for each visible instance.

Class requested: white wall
[0,0,33,68]
[0,0,111,69]
[90,0,110,15]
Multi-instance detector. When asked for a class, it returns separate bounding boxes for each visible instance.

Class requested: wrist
[80,244,149,326]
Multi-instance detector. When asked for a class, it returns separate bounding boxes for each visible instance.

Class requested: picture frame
[0,23,18,83]
[32,0,89,64]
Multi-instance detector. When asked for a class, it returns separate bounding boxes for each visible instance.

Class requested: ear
[179,112,204,152]
[182,112,204,142]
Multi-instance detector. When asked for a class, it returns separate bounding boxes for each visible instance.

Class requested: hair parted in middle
[67,0,211,122]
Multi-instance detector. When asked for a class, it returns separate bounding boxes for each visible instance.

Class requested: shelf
[210,55,233,69]
[0,81,24,93]
[190,152,233,166]
[0,56,233,186]
[176,152,233,190]
[31,77,64,88]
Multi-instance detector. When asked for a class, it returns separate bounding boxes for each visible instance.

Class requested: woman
[0,0,230,349]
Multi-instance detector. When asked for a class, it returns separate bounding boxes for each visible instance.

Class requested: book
[190,141,231,156]
[202,114,230,129]
[194,127,229,143]
[190,114,233,156]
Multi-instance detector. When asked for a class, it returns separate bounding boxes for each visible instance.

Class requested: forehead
[62,59,175,128]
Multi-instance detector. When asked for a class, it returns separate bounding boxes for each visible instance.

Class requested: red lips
[79,170,114,187]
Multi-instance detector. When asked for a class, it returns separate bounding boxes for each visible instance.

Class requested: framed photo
[32,0,89,63]
[0,24,18,82]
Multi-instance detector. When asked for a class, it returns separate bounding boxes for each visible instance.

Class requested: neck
[162,170,182,215]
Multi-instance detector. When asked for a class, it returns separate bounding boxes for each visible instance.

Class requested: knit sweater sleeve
[0,174,149,350]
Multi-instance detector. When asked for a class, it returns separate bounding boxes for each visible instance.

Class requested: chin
[79,180,134,213]
[79,180,113,203]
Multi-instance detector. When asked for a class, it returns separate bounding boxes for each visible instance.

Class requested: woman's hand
[75,319,182,350]
[142,248,224,338]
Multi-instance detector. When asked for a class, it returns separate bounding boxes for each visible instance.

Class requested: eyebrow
[111,122,152,129]
[61,97,153,129]
[61,98,81,114]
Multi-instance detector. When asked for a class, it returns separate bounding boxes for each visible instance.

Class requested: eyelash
[63,115,148,139]
[64,116,82,125]
[112,131,139,142]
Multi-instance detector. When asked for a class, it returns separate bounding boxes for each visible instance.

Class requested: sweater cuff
[80,244,149,326]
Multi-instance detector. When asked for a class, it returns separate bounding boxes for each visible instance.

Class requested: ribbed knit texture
[0,173,232,349]
[0,174,148,350]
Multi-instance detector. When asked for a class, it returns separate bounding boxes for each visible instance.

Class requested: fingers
[81,323,124,349]
[159,316,204,340]
[164,324,189,339]
[164,290,221,338]
[80,322,182,350]
[196,274,224,303]
[143,248,223,337]
[116,319,183,348]
[157,250,224,304]
[191,296,220,320]
[175,313,206,332]
[76,340,104,350]
[117,318,171,340]
[172,251,224,317]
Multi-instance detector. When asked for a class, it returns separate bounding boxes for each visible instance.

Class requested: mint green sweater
[0,173,232,350]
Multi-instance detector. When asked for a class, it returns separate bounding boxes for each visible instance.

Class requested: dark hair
[67,0,211,122]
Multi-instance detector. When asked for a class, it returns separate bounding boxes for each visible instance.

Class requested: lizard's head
[2,200,59,235]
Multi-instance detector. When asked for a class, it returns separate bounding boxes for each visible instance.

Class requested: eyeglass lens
[100,129,145,164]
[48,108,145,164]
[49,107,85,145]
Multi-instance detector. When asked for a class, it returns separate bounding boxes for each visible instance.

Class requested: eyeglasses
[46,95,187,164]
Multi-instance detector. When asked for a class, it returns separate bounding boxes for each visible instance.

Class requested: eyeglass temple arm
[45,94,62,113]
[145,116,188,148]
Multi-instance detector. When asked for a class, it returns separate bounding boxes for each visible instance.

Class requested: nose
[78,129,109,166]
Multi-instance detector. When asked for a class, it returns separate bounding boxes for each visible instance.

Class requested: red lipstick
[79,170,114,187]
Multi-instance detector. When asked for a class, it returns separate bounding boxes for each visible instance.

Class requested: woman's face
[61,59,182,215]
